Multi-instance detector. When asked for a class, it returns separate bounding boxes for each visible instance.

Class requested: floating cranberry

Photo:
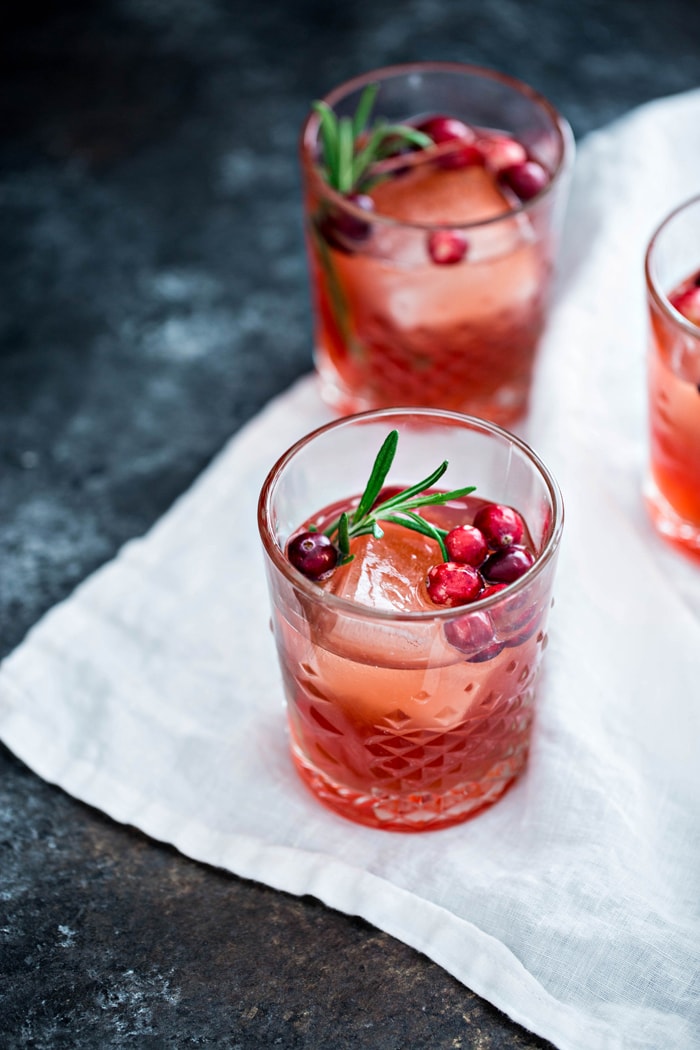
[416,115,476,145]
[287,531,338,579]
[416,116,484,170]
[493,589,532,628]
[473,504,525,548]
[317,193,374,252]
[498,160,549,201]
[504,609,542,648]
[467,639,506,663]
[669,287,700,327]
[426,562,483,606]
[445,524,488,566]
[479,134,527,172]
[482,545,535,584]
[479,583,508,600]
[444,609,495,657]
[439,142,485,170]
[428,229,468,265]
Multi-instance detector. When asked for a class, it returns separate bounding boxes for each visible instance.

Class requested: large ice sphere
[322,521,439,612]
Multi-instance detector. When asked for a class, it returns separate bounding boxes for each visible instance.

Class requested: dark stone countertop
[1,2,698,1046]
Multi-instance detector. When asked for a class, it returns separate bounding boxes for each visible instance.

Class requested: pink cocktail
[258,410,563,831]
[300,63,573,425]
[644,195,700,560]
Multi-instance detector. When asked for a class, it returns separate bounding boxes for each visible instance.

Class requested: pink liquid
[306,129,553,425]
[275,495,550,830]
[646,269,700,557]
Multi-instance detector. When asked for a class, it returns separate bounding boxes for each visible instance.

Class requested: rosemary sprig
[313,84,432,194]
[323,430,476,564]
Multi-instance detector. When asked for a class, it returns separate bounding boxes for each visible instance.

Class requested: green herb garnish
[313,84,432,194]
[324,430,476,564]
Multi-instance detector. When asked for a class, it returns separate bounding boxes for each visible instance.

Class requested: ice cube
[369,164,512,226]
[323,522,437,612]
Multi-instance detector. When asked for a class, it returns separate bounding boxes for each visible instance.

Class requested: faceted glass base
[290,742,524,832]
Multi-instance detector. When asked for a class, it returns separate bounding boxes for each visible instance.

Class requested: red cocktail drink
[300,63,573,425]
[644,195,700,560]
[258,410,563,831]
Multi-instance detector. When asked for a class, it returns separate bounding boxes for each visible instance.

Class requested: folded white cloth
[2,89,700,1050]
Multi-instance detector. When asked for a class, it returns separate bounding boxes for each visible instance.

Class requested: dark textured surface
[1,2,698,1046]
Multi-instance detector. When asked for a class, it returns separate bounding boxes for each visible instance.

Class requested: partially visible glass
[299,62,574,426]
[258,408,563,832]
[644,194,700,562]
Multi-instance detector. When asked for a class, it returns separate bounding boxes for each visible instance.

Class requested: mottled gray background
[1,1,698,1046]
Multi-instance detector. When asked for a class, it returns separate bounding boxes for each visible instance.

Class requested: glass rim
[645,192,700,339]
[257,406,565,623]
[299,60,574,233]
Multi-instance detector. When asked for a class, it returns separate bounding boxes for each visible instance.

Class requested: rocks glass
[644,194,700,561]
[257,409,563,831]
[299,62,574,425]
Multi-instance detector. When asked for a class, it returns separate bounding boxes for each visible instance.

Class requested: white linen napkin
[2,89,700,1050]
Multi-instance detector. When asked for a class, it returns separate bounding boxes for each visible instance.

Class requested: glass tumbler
[299,62,574,425]
[644,194,700,561]
[258,409,563,832]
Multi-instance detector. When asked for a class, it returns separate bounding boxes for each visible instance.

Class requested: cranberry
[490,588,535,638]
[504,609,542,648]
[669,287,700,327]
[438,142,485,170]
[482,545,535,584]
[467,639,506,663]
[480,583,508,600]
[444,609,495,657]
[428,230,468,265]
[317,193,374,252]
[426,562,483,606]
[287,531,338,579]
[416,116,484,170]
[445,524,488,566]
[479,134,527,172]
[498,160,550,201]
[416,115,476,145]
[473,504,525,548]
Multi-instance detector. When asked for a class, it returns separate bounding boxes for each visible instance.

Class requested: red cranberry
[466,639,506,663]
[473,504,525,548]
[317,193,374,252]
[287,531,338,579]
[416,116,484,170]
[482,545,535,584]
[416,115,476,145]
[504,609,542,648]
[444,609,495,657]
[426,562,483,606]
[480,583,508,600]
[428,230,468,265]
[479,134,527,172]
[438,142,485,170]
[669,287,700,327]
[491,589,535,638]
[445,524,488,566]
[498,160,549,201]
